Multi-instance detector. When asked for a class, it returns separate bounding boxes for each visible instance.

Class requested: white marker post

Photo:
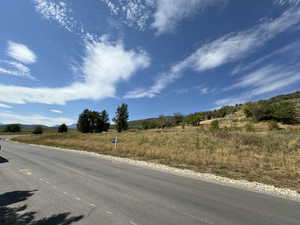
[112,136,118,149]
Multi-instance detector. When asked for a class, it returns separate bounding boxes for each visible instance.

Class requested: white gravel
[11,140,300,202]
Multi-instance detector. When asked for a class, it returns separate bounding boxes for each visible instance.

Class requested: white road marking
[130,221,138,225]
[106,211,113,215]
[19,169,32,175]
[75,197,81,201]
[63,191,68,195]
[89,203,96,207]
[45,181,50,184]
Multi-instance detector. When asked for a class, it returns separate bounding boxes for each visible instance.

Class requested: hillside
[129,90,300,129]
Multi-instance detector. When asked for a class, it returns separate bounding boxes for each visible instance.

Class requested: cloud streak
[125,6,300,98]
[50,109,63,114]
[0,111,75,126]
[0,103,12,109]
[215,63,300,106]
[0,60,34,79]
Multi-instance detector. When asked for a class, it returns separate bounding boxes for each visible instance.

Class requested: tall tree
[77,109,91,133]
[101,110,110,132]
[113,104,129,132]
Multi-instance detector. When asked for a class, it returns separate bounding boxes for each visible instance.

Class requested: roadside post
[112,137,118,149]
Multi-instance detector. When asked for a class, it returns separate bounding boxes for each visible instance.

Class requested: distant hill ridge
[129,90,300,128]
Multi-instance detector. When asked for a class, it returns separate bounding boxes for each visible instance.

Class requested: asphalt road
[0,136,299,225]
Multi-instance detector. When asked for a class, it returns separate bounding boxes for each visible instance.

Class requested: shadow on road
[0,156,8,164]
[0,190,84,225]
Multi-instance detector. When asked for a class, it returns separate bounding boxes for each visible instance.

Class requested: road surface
[0,136,299,225]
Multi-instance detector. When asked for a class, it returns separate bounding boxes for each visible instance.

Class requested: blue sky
[0,0,300,126]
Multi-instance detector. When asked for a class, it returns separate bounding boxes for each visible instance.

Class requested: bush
[243,101,296,124]
[32,126,43,134]
[210,120,219,131]
[58,124,68,133]
[4,124,21,132]
[268,121,280,131]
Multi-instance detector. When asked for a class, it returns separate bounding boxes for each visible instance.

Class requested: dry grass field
[14,124,300,192]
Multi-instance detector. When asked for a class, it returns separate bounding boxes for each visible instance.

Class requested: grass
[13,125,300,192]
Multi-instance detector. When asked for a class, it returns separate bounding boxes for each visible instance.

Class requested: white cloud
[125,6,300,98]
[7,41,37,64]
[50,109,63,114]
[0,112,75,126]
[0,60,34,79]
[0,39,150,105]
[33,0,76,32]
[275,0,300,6]
[0,103,12,109]
[215,63,300,106]
[152,0,226,34]
[102,0,226,33]
[103,0,154,30]
[199,87,209,94]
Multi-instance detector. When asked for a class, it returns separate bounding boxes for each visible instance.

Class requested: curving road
[0,136,299,225]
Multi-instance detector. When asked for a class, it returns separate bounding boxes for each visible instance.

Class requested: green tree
[4,124,21,132]
[173,113,184,125]
[77,109,91,133]
[78,109,110,133]
[101,110,110,132]
[113,104,129,132]
[32,126,43,134]
[58,123,68,133]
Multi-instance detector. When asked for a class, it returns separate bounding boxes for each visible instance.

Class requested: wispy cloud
[102,0,226,33]
[33,0,76,32]
[7,41,37,64]
[152,0,227,34]
[275,0,300,6]
[0,103,12,109]
[0,39,150,105]
[125,6,300,98]
[215,63,300,106]
[103,0,154,30]
[0,60,34,79]
[50,109,63,114]
[0,111,75,126]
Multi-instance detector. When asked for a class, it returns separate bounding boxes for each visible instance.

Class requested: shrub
[210,120,219,131]
[270,102,296,124]
[268,121,280,131]
[32,126,43,134]
[58,124,68,133]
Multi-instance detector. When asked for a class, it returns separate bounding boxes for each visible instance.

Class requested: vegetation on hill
[128,91,300,129]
